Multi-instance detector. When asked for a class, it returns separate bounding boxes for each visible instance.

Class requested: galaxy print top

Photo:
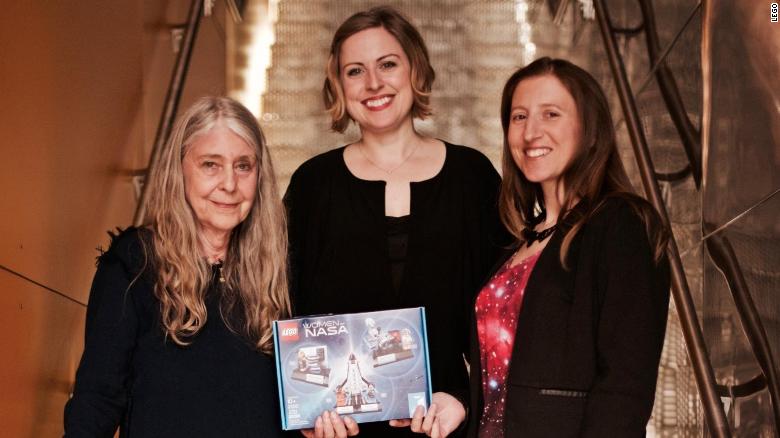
[474,251,540,437]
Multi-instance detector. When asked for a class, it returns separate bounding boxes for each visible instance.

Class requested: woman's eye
[380,61,397,70]
[511,113,527,122]
[200,162,219,175]
[236,161,254,172]
[544,111,560,119]
[346,67,363,77]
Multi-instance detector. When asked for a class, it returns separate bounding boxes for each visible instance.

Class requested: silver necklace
[358,142,420,174]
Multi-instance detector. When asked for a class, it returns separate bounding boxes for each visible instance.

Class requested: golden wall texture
[0,0,227,435]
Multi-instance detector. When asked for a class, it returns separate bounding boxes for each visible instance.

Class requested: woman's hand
[389,392,466,438]
[300,410,359,438]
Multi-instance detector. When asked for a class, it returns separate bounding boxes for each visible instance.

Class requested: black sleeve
[455,153,507,415]
[481,160,512,273]
[462,154,508,364]
[283,166,309,316]
[581,204,670,436]
[64,244,141,437]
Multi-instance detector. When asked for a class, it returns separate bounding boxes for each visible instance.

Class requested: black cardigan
[64,229,285,438]
[467,197,671,437]
[285,143,506,437]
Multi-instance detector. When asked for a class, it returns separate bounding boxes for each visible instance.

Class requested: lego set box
[273,307,432,430]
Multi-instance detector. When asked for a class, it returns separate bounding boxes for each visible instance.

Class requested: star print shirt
[475,252,540,437]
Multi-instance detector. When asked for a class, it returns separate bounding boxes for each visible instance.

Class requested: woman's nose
[365,68,383,91]
[220,168,237,192]
[523,117,542,142]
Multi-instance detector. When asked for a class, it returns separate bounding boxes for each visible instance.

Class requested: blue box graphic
[273,307,432,430]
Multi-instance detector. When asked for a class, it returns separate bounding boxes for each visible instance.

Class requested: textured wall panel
[0,271,85,437]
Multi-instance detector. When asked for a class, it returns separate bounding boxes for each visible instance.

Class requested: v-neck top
[466,197,672,437]
[475,252,540,438]
[285,142,508,437]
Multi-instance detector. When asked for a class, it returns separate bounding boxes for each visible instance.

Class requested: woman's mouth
[363,95,393,110]
[525,147,552,158]
[211,200,239,209]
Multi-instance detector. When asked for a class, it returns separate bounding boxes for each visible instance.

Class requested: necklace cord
[358,142,421,174]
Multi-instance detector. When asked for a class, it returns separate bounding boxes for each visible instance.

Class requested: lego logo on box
[279,321,299,341]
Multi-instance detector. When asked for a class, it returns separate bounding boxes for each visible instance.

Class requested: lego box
[273,307,432,430]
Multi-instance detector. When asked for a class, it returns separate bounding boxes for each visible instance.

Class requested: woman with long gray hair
[64,96,289,437]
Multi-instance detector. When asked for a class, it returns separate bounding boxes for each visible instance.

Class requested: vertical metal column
[133,0,205,226]
[593,1,731,436]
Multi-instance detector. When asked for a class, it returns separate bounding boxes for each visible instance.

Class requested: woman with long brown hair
[285,6,505,438]
[64,96,289,437]
[467,58,671,437]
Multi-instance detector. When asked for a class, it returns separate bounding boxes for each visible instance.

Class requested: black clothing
[285,143,506,437]
[64,228,284,438]
[467,197,671,437]
[386,215,410,295]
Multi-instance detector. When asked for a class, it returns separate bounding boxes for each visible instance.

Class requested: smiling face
[507,74,582,191]
[182,122,258,240]
[339,26,414,134]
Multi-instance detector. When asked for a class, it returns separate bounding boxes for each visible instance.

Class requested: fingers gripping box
[273,307,432,430]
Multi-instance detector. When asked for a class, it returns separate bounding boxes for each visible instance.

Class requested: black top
[64,228,284,438]
[285,143,507,437]
[386,215,410,295]
[467,197,671,437]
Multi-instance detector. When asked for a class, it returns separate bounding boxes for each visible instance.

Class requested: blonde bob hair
[323,5,435,133]
[142,96,289,354]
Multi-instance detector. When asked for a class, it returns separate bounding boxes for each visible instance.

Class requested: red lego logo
[278,321,299,342]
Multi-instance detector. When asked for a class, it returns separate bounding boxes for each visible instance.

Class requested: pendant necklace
[358,142,421,174]
[214,259,225,283]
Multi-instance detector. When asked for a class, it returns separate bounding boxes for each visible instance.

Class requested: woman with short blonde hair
[286,6,507,438]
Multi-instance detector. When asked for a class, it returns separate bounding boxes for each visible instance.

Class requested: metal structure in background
[705,229,780,430]
[701,0,780,434]
[592,0,732,436]
[226,0,248,22]
[133,0,205,226]
[635,0,701,187]
[596,0,780,435]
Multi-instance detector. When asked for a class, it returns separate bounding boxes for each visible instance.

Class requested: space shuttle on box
[273,307,432,431]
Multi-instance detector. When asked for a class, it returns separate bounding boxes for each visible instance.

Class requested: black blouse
[386,215,410,296]
[285,142,507,437]
[64,228,284,438]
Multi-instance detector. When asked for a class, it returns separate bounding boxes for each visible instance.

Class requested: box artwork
[273,307,432,430]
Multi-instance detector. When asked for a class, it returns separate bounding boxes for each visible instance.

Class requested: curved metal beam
[656,164,692,182]
[716,374,766,399]
[638,0,702,188]
[705,227,780,431]
[611,23,645,36]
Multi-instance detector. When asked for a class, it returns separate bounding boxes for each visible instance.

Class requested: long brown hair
[143,96,289,353]
[498,57,668,265]
[322,5,435,132]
